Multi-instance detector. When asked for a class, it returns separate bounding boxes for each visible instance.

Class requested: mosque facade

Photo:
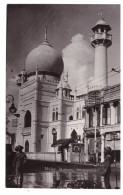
[10,16,120,163]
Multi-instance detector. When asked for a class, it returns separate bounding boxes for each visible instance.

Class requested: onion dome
[25,28,64,78]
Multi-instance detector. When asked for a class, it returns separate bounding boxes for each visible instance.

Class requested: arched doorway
[25,140,29,152]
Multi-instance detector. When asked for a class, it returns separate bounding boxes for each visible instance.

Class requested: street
[22,166,120,189]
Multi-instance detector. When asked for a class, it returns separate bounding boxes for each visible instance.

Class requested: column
[85,110,89,128]
[110,102,115,125]
[100,104,103,126]
[101,134,105,162]
[84,136,89,162]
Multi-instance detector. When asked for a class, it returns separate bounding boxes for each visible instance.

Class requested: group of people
[6,144,27,188]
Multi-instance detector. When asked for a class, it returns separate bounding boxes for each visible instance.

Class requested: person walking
[13,145,27,187]
[103,146,114,189]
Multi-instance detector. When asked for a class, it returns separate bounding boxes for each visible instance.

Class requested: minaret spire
[42,26,52,47]
[44,26,48,42]
[98,9,104,20]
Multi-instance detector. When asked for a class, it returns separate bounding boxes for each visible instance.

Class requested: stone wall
[26,152,61,162]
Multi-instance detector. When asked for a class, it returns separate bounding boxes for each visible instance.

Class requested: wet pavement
[22,167,120,189]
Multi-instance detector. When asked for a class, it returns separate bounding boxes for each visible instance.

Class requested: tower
[90,13,112,90]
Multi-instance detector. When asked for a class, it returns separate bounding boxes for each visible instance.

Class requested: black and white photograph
[4,3,120,189]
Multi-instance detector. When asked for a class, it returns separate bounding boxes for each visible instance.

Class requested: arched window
[76,108,79,119]
[52,107,59,121]
[52,108,55,121]
[56,107,58,121]
[69,115,73,120]
[71,129,78,142]
[25,140,29,152]
[24,110,31,127]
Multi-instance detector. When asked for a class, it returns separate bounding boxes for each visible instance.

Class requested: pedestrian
[103,146,114,189]
[13,145,27,187]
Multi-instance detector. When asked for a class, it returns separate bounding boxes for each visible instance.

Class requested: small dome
[56,80,71,91]
[25,43,64,77]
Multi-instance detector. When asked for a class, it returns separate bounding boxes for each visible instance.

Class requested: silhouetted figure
[6,144,15,176]
[103,146,114,189]
[13,145,27,187]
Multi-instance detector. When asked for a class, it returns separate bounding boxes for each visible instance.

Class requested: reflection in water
[22,167,120,189]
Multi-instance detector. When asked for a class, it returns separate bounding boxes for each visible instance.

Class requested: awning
[51,138,74,147]
[84,129,100,138]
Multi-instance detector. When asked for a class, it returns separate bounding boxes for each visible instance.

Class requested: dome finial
[42,26,52,47]
[98,9,104,20]
[44,26,48,42]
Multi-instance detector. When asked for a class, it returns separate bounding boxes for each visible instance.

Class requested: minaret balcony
[90,33,112,47]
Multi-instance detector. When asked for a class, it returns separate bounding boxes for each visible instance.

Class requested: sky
[6,4,120,106]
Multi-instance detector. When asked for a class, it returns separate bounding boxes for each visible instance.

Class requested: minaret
[90,12,112,90]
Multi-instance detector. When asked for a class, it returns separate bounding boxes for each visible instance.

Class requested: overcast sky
[6,4,120,106]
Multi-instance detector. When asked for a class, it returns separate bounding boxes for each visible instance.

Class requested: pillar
[101,134,105,162]
[100,104,103,126]
[84,136,89,162]
[110,102,115,125]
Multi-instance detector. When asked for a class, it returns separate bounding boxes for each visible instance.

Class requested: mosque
[10,15,120,163]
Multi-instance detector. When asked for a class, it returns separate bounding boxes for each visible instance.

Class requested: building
[13,28,85,162]
[10,15,120,163]
[84,15,120,163]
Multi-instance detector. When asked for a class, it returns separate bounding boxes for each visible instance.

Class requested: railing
[90,33,112,42]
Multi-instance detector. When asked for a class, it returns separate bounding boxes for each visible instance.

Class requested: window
[89,109,93,127]
[102,107,107,125]
[56,107,58,121]
[52,107,59,121]
[107,107,111,125]
[52,108,55,121]
[71,129,78,141]
[82,109,85,118]
[102,104,110,125]
[69,115,73,120]
[97,109,100,126]
[115,103,120,123]
[25,140,29,152]
[76,108,79,119]
[77,107,81,119]
[24,110,31,127]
